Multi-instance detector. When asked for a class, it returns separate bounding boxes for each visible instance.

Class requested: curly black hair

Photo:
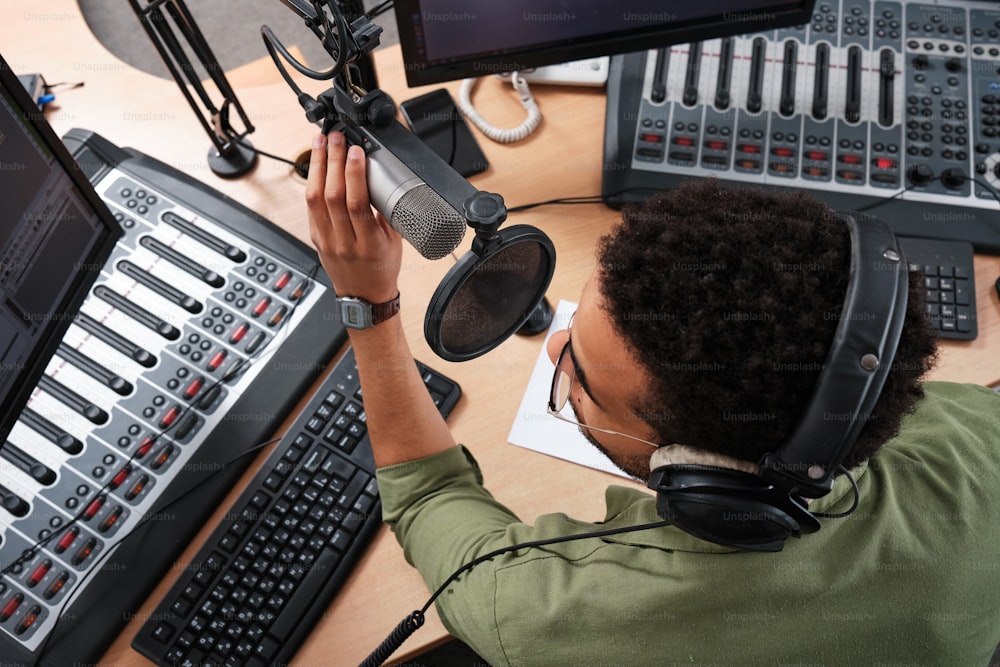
[597,179,938,469]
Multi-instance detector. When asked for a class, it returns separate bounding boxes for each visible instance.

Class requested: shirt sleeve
[376,445,523,577]
[375,445,524,660]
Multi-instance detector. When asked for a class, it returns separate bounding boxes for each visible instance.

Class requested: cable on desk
[236,138,308,175]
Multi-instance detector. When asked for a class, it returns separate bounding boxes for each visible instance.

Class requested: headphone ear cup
[648,465,821,552]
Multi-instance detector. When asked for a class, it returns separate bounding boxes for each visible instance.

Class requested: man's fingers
[324,131,355,243]
[305,133,329,240]
[343,144,383,245]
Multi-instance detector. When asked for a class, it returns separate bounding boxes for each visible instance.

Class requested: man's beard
[578,426,653,481]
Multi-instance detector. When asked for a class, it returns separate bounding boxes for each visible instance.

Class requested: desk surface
[2,2,1000,665]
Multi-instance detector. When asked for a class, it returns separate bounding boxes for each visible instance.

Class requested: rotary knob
[907,164,934,185]
[912,54,930,70]
[940,168,966,189]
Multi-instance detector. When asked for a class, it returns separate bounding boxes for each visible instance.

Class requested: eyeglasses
[546,322,660,450]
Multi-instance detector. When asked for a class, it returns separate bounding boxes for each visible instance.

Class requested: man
[306,132,1000,665]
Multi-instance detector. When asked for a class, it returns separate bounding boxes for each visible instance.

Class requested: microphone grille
[390,185,467,260]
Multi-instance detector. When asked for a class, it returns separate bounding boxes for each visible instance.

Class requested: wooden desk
[2,2,999,665]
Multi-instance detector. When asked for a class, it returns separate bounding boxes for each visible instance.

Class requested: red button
[207,350,227,372]
[184,377,205,400]
[252,297,271,318]
[159,406,181,429]
[874,157,897,170]
[0,593,24,622]
[229,323,250,344]
[738,143,760,154]
[274,271,292,291]
[806,151,829,161]
[28,560,51,587]
[55,527,79,553]
[641,133,664,143]
[772,147,795,158]
[109,466,131,490]
[83,494,106,520]
[705,140,727,151]
[672,136,694,147]
[136,436,156,459]
[839,154,862,165]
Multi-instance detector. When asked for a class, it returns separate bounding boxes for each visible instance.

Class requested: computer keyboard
[131,346,462,667]
[897,236,978,341]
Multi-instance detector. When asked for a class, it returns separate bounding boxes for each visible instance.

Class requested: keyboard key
[151,621,175,643]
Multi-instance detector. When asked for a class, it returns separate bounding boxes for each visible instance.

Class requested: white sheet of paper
[506,299,631,479]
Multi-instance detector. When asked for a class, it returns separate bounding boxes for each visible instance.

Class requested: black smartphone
[399,88,489,177]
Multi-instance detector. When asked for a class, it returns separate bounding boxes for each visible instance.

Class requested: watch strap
[370,292,401,326]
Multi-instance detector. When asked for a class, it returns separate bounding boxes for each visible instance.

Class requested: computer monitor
[0,53,122,444]
[393,0,816,87]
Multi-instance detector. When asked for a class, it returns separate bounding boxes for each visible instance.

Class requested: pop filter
[425,224,556,361]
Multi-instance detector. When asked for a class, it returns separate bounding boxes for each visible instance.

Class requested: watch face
[345,304,364,327]
[339,300,371,329]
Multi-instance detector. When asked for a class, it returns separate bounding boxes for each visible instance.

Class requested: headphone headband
[759,213,908,497]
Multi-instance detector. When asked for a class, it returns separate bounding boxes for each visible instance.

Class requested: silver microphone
[360,129,467,260]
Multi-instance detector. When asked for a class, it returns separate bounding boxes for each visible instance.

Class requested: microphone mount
[263,0,508,241]
[264,0,554,354]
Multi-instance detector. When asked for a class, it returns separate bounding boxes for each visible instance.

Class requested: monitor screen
[0,53,121,444]
[393,0,815,86]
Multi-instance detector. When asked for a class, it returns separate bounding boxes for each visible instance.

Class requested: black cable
[366,0,393,19]
[38,74,84,92]
[236,138,308,174]
[359,519,671,667]
[854,173,1000,213]
[506,194,607,213]
[261,0,351,84]
[507,175,1000,217]
[811,466,860,519]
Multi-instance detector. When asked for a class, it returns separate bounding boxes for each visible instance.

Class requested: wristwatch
[335,293,401,330]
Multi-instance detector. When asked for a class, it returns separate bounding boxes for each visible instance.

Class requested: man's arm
[305,132,456,467]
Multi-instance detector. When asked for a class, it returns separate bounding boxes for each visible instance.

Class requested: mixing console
[604,1,1000,249]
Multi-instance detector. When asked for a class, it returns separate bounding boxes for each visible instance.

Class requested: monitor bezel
[392,1,817,87]
[0,52,123,445]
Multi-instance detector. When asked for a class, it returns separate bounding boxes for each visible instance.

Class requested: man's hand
[305,132,402,304]
[303,131,457,468]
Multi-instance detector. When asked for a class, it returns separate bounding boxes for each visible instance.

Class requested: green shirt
[377,382,1000,666]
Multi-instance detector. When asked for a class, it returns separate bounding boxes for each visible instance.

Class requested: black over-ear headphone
[647,213,910,552]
